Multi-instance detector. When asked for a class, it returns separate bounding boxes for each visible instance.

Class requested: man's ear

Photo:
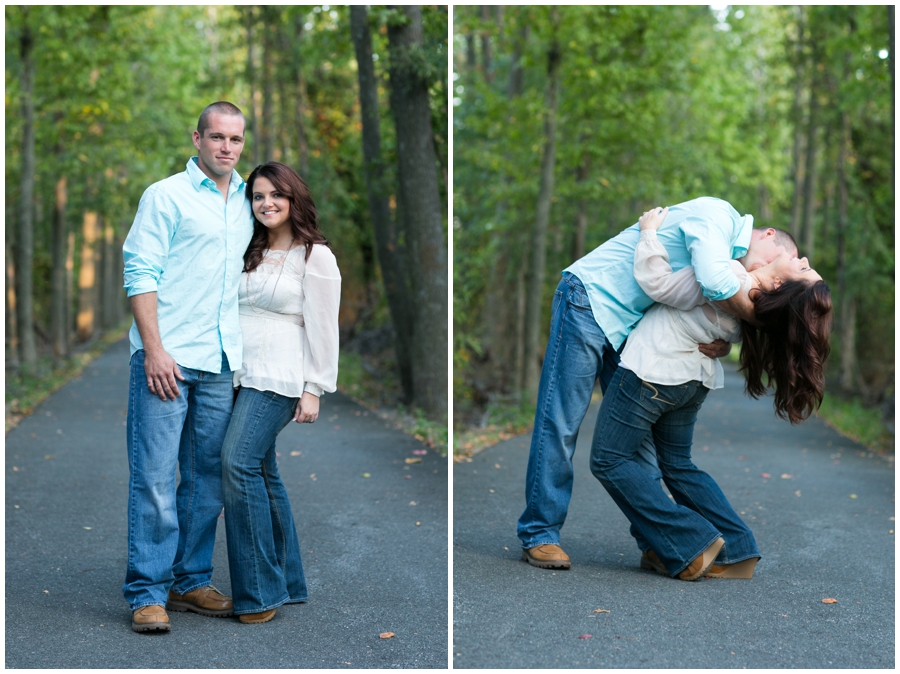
[763,227,777,239]
[192,130,201,150]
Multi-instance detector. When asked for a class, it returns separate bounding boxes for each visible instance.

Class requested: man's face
[740,228,798,271]
[192,113,245,180]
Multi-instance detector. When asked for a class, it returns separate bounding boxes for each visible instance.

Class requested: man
[122,101,254,632]
[517,196,797,569]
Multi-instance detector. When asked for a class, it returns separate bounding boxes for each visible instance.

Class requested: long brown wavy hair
[243,162,329,272]
[739,279,833,424]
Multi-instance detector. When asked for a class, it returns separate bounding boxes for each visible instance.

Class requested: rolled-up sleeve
[679,212,741,301]
[122,184,175,297]
[634,230,707,310]
[301,245,341,395]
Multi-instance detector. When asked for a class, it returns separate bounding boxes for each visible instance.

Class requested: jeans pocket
[640,381,688,408]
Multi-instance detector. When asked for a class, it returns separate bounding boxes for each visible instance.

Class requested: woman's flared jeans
[590,367,759,576]
[222,387,308,614]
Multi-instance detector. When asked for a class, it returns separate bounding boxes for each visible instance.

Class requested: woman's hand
[639,206,669,232]
[293,391,320,424]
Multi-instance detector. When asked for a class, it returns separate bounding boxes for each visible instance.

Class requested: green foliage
[818,391,893,454]
[453,5,894,432]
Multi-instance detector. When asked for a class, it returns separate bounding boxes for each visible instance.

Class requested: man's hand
[144,348,185,401]
[639,206,669,232]
[293,391,320,424]
[698,339,731,359]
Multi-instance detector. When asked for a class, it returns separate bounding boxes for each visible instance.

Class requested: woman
[221,161,340,623]
[590,206,832,581]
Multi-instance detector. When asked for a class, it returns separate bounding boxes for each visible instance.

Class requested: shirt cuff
[639,229,659,242]
[125,277,159,297]
[303,383,324,397]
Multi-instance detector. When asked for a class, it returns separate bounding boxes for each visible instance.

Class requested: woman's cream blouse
[619,230,752,390]
[233,243,341,398]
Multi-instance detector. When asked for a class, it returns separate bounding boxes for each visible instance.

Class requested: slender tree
[387,5,449,418]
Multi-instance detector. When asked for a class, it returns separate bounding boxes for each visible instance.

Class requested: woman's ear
[772,277,782,290]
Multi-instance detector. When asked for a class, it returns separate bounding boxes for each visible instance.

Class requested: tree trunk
[889,6,895,190]
[51,173,69,361]
[789,6,807,239]
[6,238,19,365]
[522,10,561,398]
[246,8,260,167]
[572,152,589,262]
[387,5,449,419]
[77,211,100,342]
[101,219,119,329]
[261,8,275,162]
[66,231,75,344]
[480,6,493,83]
[295,16,310,176]
[466,33,476,70]
[17,9,38,369]
[350,5,415,403]
[800,45,819,261]
[836,111,857,392]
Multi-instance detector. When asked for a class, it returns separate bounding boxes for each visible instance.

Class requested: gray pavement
[6,338,448,668]
[453,364,895,668]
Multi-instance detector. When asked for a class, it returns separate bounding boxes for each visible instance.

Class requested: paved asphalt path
[454,364,894,668]
[6,338,448,669]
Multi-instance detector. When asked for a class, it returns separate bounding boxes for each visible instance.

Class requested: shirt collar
[733,213,754,258]
[186,157,245,194]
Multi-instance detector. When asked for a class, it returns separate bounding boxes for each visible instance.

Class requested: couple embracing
[519,197,832,580]
[123,102,340,631]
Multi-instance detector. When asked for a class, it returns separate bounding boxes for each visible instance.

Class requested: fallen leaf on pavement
[593,609,611,613]
[761,473,771,478]
[737,456,747,461]
[290,451,301,456]
[412,449,427,455]
[362,473,371,478]
[780,474,792,479]
[577,634,593,639]
[380,632,395,639]
[795,490,801,497]
[849,494,857,499]
[405,458,423,464]
[821,598,838,604]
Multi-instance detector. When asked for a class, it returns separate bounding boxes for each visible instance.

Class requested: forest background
[5,5,449,444]
[453,5,894,454]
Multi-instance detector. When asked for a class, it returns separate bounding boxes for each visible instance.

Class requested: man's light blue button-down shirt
[565,196,753,351]
[123,157,254,373]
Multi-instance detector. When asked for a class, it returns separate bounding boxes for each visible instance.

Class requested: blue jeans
[517,273,660,549]
[123,350,234,610]
[590,367,760,576]
[222,387,307,614]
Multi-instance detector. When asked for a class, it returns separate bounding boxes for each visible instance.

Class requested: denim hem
[282,596,308,604]
[174,580,213,596]
[521,539,560,550]
[234,594,292,615]
[716,553,761,566]
[130,601,166,611]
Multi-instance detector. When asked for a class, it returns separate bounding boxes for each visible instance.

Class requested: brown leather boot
[239,608,277,624]
[678,537,725,581]
[640,550,669,576]
[521,544,571,569]
[167,585,234,617]
[132,605,170,633]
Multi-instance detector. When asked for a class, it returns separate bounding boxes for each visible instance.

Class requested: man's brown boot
[132,605,170,633]
[640,550,668,576]
[239,608,277,624]
[678,537,725,581]
[521,544,571,569]
[167,585,234,617]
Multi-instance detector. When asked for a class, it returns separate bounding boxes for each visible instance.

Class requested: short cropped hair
[770,227,798,256]
[197,101,245,137]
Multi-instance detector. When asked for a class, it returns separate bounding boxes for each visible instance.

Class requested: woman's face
[765,250,823,287]
[250,176,291,233]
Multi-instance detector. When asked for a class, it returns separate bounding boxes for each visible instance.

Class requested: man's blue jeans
[222,387,307,614]
[123,350,234,610]
[590,367,760,576]
[517,273,660,549]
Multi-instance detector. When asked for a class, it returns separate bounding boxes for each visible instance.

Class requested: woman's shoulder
[304,243,340,277]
